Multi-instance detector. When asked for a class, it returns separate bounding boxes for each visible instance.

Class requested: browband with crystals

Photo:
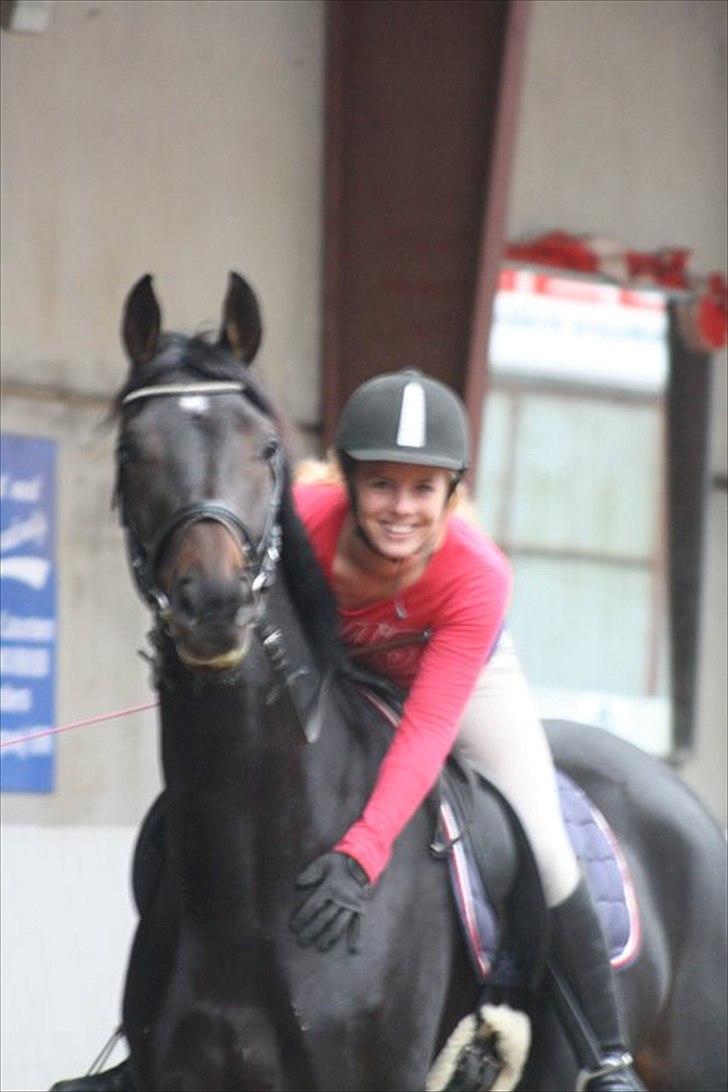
[122,381,246,406]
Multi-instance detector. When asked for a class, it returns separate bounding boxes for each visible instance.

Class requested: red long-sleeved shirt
[294,482,512,883]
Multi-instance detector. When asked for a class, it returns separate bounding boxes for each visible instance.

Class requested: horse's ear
[219,272,262,364]
[122,274,161,370]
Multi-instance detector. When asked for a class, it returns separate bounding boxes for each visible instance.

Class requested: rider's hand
[291,851,371,953]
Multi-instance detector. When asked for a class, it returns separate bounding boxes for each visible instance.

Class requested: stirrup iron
[576,1052,637,1091]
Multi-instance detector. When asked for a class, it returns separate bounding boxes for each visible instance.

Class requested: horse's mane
[277,476,351,677]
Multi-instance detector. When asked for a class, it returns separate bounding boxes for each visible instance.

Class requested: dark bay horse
[110,272,726,1092]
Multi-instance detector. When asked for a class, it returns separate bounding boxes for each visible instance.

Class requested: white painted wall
[508,0,727,267]
[507,0,727,824]
[0,0,325,429]
[0,825,137,1092]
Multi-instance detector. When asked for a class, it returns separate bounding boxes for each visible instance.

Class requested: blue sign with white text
[0,434,57,792]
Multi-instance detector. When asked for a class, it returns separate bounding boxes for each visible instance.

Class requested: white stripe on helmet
[396,381,426,447]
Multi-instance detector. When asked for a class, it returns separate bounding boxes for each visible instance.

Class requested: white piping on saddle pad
[426,1003,531,1092]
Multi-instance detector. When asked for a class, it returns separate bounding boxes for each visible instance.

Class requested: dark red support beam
[463,0,531,479]
[322,0,531,455]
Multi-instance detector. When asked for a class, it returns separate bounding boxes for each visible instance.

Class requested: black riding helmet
[335,369,469,478]
[335,370,469,560]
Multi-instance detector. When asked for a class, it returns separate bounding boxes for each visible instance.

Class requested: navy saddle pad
[439,770,641,985]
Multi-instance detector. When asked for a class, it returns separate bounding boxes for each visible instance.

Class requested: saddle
[436,755,641,989]
[358,682,641,993]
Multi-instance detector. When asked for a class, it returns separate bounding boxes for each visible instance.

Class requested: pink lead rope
[0,632,431,752]
[0,700,159,750]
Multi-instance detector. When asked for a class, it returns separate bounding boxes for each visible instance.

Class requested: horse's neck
[155,584,379,892]
[156,582,316,789]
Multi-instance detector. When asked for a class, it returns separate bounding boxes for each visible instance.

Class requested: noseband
[117,381,283,617]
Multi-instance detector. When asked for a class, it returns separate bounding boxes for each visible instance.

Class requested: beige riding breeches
[454,631,581,908]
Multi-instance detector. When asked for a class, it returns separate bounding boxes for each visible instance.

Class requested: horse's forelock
[110,332,276,421]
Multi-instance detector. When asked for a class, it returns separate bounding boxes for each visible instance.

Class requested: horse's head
[115,273,284,671]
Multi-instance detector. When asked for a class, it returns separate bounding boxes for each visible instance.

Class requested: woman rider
[55,370,644,1092]
[289,370,644,1092]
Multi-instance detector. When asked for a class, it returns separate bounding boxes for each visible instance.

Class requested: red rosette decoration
[696,274,728,351]
[625,247,691,290]
[503,232,727,351]
[505,231,599,274]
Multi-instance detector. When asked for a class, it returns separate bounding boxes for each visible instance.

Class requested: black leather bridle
[116,380,284,619]
[115,378,326,742]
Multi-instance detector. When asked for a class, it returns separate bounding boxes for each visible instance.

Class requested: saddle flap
[437,757,550,990]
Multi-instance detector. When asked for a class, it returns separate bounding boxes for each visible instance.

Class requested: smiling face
[350,460,452,563]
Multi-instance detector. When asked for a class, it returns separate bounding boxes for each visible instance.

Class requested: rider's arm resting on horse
[334,554,511,884]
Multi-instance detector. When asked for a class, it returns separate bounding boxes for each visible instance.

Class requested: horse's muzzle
[166,572,257,669]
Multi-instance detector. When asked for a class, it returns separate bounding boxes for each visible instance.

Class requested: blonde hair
[294,454,344,487]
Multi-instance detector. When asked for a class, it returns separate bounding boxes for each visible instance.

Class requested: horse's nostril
[173,574,250,625]
[176,579,198,619]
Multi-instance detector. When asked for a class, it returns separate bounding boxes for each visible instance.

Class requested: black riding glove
[291,851,371,953]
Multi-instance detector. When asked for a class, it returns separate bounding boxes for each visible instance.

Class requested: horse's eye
[117,439,137,465]
[261,438,279,461]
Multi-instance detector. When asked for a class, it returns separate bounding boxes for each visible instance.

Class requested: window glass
[511,395,663,556]
[474,389,511,533]
[476,269,671,756]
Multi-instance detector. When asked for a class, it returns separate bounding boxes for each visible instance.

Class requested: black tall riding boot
[549,879,646,1092]
[49,1059,134,1092]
